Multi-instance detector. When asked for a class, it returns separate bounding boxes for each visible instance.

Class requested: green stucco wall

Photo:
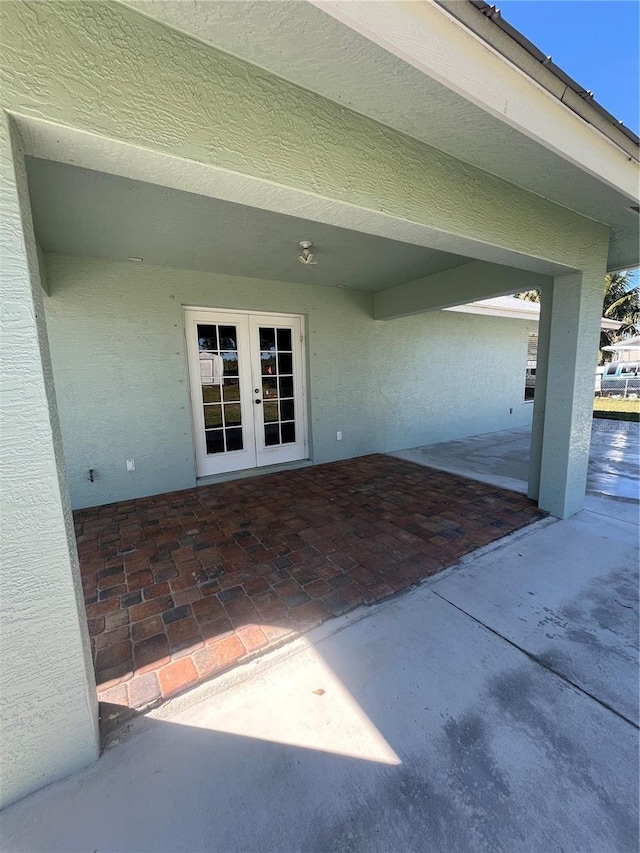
[0,123,99,811]
[0,0,607,272]
[44,253,535,509]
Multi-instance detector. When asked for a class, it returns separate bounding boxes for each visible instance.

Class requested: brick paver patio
[76,455,545,713]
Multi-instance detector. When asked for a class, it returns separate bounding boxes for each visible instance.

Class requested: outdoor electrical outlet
[126,459,135,471]
[336,431,342,440]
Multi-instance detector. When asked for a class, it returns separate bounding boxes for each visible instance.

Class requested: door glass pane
[281,422,296,444]
[203,405,223,428]
[224,403,242,426]
[264,423,280,446]
[279,376,294,398]
[200,352,223,385]
[280,399,294,421]
[260,327,276,351]
[219,326,237,350]
[263,401,279,422]
[202,385,222,404]
[261,353,276,375]
[223,379,241,401]
[205,430,225,454]
[223,352,239,376]
[277,328,292,351]
[198,326,218,351]
[262,377,277,399]
[277,352,293,374]
[226,428,243,451]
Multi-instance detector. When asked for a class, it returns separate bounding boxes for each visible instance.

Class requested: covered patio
[3,0,638,810]
[81,455,544,712]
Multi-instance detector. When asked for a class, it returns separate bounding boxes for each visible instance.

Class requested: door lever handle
[255,398,262,405]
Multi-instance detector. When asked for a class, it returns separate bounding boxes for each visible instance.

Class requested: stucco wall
[0,0,608,273]
[44,253,535,510]
[0,124,99,811]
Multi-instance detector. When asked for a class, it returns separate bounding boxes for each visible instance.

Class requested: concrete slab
[432,509,639,724]
[393,425,532,495]
[393,420,640,506]
[1,509,638,853]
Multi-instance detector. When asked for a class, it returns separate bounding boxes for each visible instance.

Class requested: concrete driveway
[1,428,638,853]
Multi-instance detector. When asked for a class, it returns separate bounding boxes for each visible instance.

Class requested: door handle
[255,398,262,405]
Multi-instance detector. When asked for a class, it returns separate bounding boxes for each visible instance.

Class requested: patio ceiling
[26,156,472,291]
[122,0,639,272]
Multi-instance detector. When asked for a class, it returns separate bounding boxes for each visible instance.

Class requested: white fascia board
[601,318,624,331]
[445,302,621,330]
[444,303,537,320]
[310,0,638,202]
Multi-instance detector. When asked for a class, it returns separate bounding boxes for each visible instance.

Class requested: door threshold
[196,458,313,488]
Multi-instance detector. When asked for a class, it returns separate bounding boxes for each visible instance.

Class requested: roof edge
[437,0,639,156]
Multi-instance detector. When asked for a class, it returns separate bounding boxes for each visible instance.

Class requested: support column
[536,269,606,518]
[527,281,553,501]
[0,117,99,808]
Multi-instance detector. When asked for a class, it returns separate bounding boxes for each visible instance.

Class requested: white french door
[184,308,307,477]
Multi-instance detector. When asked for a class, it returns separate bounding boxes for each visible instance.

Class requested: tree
[600,271,640,359]
[514,289,540,303]
[515,270,640,362]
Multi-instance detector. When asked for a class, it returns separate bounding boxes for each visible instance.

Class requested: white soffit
[446,296,621,330]
[121,0,639,271]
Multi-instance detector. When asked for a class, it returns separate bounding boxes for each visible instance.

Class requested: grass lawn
[594,397,640,416]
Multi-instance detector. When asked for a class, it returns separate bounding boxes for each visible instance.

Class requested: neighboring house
[602,335,640,362]
[1,0,638,808]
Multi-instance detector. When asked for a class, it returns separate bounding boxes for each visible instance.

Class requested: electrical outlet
[336,431,342,440]
[126,459,135,471]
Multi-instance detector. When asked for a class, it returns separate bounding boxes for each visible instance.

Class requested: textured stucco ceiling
[26,157,471,290]
[121,0,639,271]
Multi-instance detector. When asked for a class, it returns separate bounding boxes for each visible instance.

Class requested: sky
[496,1,639,135]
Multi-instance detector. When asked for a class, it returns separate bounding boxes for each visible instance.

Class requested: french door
[184,308,307,477]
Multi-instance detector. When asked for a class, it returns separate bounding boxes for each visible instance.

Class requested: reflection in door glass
[259,326,296,446]
[204,405,223,428]
[260,353,276,374]
[223,379,241,402]
[198,325,218,351]
[205,430,224,454]
[259,328,276,351]
[279,376,294,399]
[198,322,244,455]
[202,385,222,404]
[226,428,243,451]
[280,399,294,421]
[277,328,292,351]
[264,423,280,446]
[219,326,237,349]
[262,377,277,399]
[223,403,242,427]
[263,402,279,422]
[222,352,239,376]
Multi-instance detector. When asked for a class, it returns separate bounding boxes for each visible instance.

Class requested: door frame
[183,306,309,479]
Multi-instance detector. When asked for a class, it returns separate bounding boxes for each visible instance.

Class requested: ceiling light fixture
[298,241,317,265]
[127,257,143,263]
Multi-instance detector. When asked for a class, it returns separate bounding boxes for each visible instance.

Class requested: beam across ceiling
[374,261,552,320]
